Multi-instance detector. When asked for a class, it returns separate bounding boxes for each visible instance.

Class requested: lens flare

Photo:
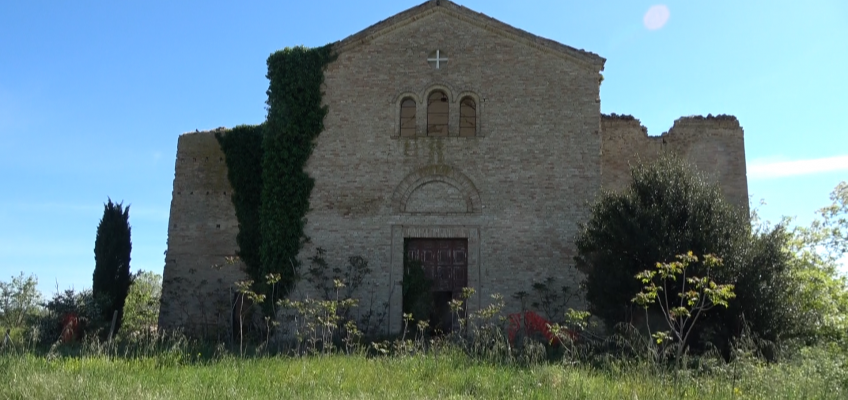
[643,5,670,30]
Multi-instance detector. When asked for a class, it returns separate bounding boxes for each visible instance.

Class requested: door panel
[406,238,468,292]
[406,238,469,333]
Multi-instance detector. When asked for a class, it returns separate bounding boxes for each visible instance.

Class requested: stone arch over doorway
[391,164,482,214]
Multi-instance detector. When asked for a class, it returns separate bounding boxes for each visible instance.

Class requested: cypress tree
[92,198,132,334]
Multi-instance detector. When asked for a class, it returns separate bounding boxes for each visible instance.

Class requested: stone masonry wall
[302,8,603,334]
[158,129,247,335]
[600,114,749,210]
[159,1,749,336]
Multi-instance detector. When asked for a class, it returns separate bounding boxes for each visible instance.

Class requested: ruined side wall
[600,114,749,210]
[158,129,247,334]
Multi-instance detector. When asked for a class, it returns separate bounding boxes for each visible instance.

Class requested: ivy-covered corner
[215,124,264,281]
[216,44,337,315]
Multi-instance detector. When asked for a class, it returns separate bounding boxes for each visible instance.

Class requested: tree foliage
[576,155,795,350]
[785,181,848,343]
[92,198,132,333]
[0,272,42,330]
[122,270,162,334]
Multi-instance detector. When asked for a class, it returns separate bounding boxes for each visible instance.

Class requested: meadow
[2,338,846,400]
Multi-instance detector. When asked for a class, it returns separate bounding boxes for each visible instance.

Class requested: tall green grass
[1,346,845,399]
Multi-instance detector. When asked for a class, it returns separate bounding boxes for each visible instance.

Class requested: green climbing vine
[261,44,336,306]
[215,124,264,281]
[218,45,336,315]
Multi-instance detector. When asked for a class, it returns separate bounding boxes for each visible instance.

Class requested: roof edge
[332,0,605,71]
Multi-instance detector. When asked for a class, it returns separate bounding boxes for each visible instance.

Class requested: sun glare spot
[643,5,670,30]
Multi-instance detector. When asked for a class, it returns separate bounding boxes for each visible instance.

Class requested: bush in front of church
[574,155,797,356]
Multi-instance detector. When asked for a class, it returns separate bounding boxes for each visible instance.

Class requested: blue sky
[1,0,846,296]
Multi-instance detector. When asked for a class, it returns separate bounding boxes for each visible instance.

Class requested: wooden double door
[405,238,468,332]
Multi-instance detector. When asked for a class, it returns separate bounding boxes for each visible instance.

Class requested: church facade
[159,0,748,335]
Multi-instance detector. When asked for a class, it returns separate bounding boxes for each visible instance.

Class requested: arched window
[427,90,449,136]
[459,97,476,137]
[400,98,416,137]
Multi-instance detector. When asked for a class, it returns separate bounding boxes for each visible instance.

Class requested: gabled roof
[333,0,606,71]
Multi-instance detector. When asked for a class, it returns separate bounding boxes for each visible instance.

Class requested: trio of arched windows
[399,91,477,137]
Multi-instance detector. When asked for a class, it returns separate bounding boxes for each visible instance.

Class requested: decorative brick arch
[392,164,482,214]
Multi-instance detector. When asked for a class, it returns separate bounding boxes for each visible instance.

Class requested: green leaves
[217,45,336,316]
[631,252,736,355]
[576,155,801,351]
[216,124,264,283]
[0,272,42,330]
[576,156,746,329]
[260,45,336,309]
[122,270,161,334]
[784,181,848,342]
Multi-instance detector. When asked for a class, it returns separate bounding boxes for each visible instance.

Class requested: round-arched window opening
[400,98,416,137]
[459,97,476,137]
[427,91,449,136]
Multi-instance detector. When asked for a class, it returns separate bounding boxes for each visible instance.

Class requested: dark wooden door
[406,238,468,333]
[406,238,468,292]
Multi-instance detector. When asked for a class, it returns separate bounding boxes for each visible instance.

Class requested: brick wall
[600,114,749,210]
[159,1,749,335]
[304,8,602,333]
[158,129,248,334]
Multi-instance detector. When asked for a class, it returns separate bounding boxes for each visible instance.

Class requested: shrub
[575,155,795,353]
[34,288,105,345]
[121,270,162,335]
[0,272,42,332]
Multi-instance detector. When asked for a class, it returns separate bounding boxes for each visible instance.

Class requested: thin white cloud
[748,155,848,179]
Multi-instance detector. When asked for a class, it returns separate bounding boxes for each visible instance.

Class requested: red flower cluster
[60,313,80,343]
[507,311,576,346]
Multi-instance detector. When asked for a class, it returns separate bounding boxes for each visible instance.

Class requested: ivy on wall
[218,45,336,313]
[215,124,264,280]
[261,45,336,301]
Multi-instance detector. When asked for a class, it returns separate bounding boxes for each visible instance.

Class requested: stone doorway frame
[388,224,481,334]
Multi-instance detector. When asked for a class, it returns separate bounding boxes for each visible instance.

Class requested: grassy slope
[1,350,844,400]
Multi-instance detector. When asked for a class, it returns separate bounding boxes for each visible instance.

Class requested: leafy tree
[92,198,132,334]
[121,270,162,334]
[575,155,795,350]
[0,272,42,330]
[785,181,848,343]
[819,181,848,255]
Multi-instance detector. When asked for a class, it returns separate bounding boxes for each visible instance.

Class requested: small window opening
[427,91,449,136]
[459,97,476,137]
[400,98,416,137]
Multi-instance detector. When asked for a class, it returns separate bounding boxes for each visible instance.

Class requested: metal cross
[427,49,448,69]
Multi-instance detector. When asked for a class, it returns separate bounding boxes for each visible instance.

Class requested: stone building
[159,0,748,335]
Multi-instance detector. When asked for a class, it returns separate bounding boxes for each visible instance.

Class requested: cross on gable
[427,49,448,69]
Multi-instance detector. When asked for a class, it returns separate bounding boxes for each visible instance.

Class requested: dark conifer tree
[92,198,132,334]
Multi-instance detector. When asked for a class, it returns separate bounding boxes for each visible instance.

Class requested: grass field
[2,346,845,400]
